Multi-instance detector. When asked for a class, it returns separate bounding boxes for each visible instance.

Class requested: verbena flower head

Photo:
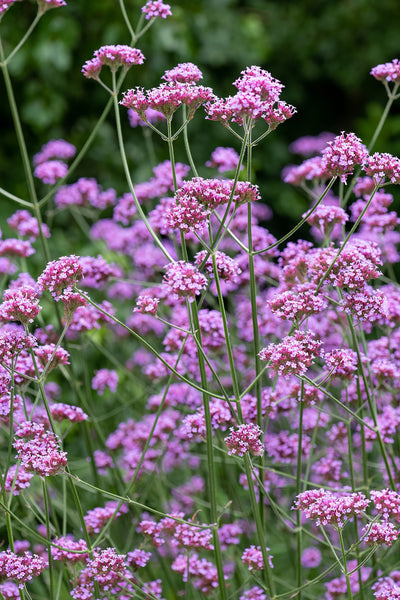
[206,146,242,172]
[133,294,159,316]
[371,58,400,82]
[363,521,400,546]
[14,422,67,477]
[321,132,369,183]
[141,0,172,19]
[0,328,36,362]
[91,369,119,395]
[225,423,264,457]
[163,261,208,301]
[0,286,41,325]
[33,139,76,165]
[234,65,284,103]
[364,152,400,184]
[7,210,50,241]
[162,62,203,83]
[82,45,145,78]
[0,550,46,588]
[121,81,215,119]
[241,545,274,571]
[293,488,369,527]
[259,330,321,377]
[34,160,68,184]
[37,255,82,300]
[289,132,335,156]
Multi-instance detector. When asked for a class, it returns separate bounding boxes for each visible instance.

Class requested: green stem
[190,301,227,600]
[338,527,353,600]
[1,10,42,65]
[0,36,50,263]
[112,72,174,262]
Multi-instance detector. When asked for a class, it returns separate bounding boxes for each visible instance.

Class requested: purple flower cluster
[82,45,145,79]
[13,421,67,476]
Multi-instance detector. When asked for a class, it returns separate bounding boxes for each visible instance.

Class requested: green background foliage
[2,0,400,231]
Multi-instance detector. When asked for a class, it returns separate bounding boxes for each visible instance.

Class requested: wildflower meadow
[2,1,400,599]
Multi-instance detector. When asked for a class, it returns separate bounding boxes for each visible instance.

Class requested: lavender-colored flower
[33,139,76,165]
[34,160,68,184]
[7,210,50,241]
[259,330,321,377]
[84,501,128,534]
[321,131,369,183]
[301,547,322,568]
[371,58,400,82]
[289,132,335,156]
[0,0,22,16]
[283,156,328,185]
[242,545,274,571]
[91,368,119,395]
[0,550,46,589]
[2,464,33,495]
[269,283,327,322]
[51,536,89,562]
[364,152,400,184]
[240,586,268,600]
[50,403,88,423]
[121,81,215,119]
[0,286,41,324]
[205,146,242,172]
[82,45,145,78]
[293,489,369,527]
[370,489,400,521]
[37,255,82,300]
[14,422,67,477]
[163,261,208,301]
[225,423,264,457]
[141,0,172,19]
[133,295,159,316]
[363,521,400,546]
[0,238,35,258]
[162,63,202,85]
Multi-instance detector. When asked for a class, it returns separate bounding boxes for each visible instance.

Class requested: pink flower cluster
[371,58,400,82]
[225,423,264,457]
[141,0,171,20]
[241,545,274,571]
[0,286,41,324]
[82,45,145,79]
[205,65,295,128]
[37,255,83,300]
[293,488,370,527]
[259,330,321,377]
[321,131,369,182]
[7,210,51,241]
[13,421,67,477]
[163,261,208,301]
[0,550,46,589]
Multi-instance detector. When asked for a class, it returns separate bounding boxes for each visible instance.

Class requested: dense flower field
[1,1,400,599]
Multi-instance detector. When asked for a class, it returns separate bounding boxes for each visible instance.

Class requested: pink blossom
[225,423,264,457]
[141,0,172,19]
[162,62,202,83]
[34,160,68,184]
[163,260,208,300]
[259,330,321,376]
[321,132,369,183]
[242,545,274,571]
[371,58,400,82]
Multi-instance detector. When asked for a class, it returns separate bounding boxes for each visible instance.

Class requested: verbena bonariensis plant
[1,2,400,599]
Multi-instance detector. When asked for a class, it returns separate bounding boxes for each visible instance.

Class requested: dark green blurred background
[2,0,400,231]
